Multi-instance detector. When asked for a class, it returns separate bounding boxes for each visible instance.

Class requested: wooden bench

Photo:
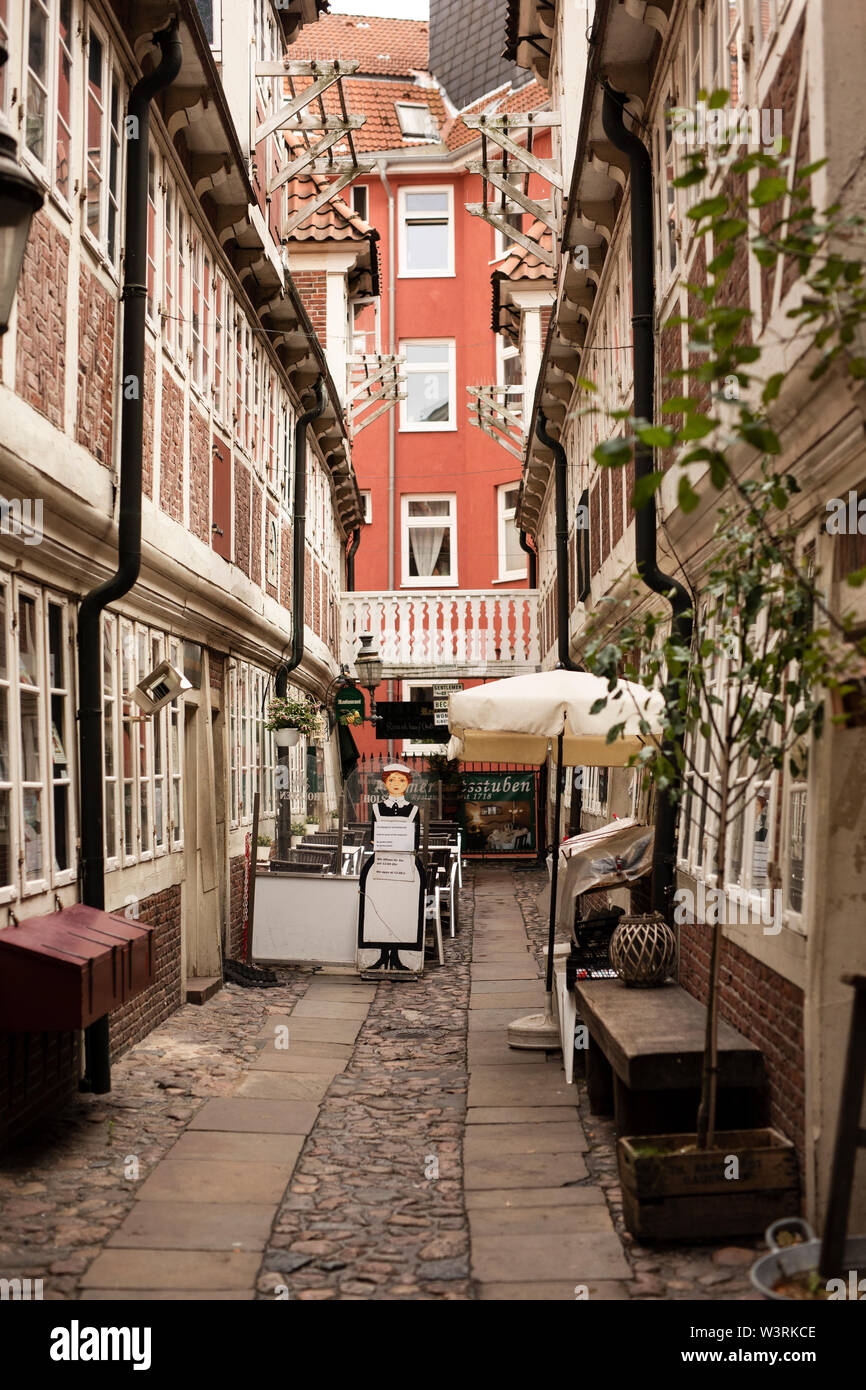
[573,978,768,1136]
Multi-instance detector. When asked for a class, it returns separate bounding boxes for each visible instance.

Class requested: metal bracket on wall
[466,384,525,459]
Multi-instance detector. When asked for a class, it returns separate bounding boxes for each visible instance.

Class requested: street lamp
[0,44,44,335]
[354,632,383,723]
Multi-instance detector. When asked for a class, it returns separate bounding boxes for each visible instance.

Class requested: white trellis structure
[253,59,374,235]
[348,354,407,438]
[463,111,560,267]
[466,384,525,459]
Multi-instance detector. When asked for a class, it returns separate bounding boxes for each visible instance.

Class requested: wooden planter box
[618,1129,799,1240]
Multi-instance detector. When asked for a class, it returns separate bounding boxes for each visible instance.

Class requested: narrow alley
[0,867,765,1302]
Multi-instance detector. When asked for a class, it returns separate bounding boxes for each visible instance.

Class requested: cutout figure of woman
[357,762,425,976]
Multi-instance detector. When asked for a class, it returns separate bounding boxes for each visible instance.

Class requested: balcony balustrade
[342,589,540,678]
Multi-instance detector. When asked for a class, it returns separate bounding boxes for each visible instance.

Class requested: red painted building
[291,14,553,759]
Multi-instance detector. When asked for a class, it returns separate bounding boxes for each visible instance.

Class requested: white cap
[382,762,413,778]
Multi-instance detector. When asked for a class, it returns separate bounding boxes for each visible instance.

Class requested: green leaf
[741,423,781,454]
[762,373,785,405]
[589,698,608,715]
[577,377,598,393]
[661,395,696,414]
[594,438,632,468]
[605,723,626,746]
[709,244,736,275]
[714,217,749,243]
[849,357,866,380]
[795,158,827,180]
[636,425,675,448]
[708,88,730,110]
[688,195,728,222]
[678,477,701,514]
[846,567,866,590]
[631,471,665,509]
[678,414,715,441]
[751,176,788,206]
[674,164,708,189]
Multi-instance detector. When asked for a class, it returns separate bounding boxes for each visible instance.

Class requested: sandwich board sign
[433,682,463,727]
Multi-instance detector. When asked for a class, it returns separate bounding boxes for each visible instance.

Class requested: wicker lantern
[609,913,677,988]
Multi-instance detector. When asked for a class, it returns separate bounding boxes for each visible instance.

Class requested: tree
[577,93,866,1148]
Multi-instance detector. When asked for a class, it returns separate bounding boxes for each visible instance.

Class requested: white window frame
[395,102,438,140]
[360,490,372,524]
[401,492,458,588]
[20,0,75,207]
[399,338,456,433]
[267,516,279,586]
[400,679,452,757]
[497,482,526,582]
[229,659,278,828]
[83,18,124,268]
[397,185,454,278]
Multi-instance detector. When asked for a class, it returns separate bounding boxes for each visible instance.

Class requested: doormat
[223,958,281,988]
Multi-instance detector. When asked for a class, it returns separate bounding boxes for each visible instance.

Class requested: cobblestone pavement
[257,874,475,1300]
[0,865,765,1301]
[512,866,764,1301]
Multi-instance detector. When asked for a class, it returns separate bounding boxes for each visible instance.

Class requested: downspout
[601,85,694,918]
[535,410,579,673]
[518,530,537,588]
[76,21,182,1095]
[346,526,361,591]
[377,159,396,754]
[274,377,326,855]
[276,375,328,692]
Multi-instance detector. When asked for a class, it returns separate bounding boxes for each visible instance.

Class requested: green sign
[334,685,366,728]
[460,772,537,855]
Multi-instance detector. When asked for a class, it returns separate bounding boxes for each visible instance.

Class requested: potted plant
[290,821,307,848]
[266,693,320,748]
[580,112,865,1239]
[256,834,272,864]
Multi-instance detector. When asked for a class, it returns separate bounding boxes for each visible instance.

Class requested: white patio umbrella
[447,670,664,1049]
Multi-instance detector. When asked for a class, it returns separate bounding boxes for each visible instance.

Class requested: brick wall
[189,403,210,543]
[292,270,327,336]
[313,557,321,637]
[76,263,116,465]
[234,461,251,575]
[600,469,610,564]
[228,854,246,960]
[590,479,601,576]
[160,373,184,523]
[686,241,709,413]
[266,504,279,600]
[0,1029,80,1152]
[110,884,183,1057]
[610,464,624,547]
[15,211,67,429]
[304,546,313,625]
[143,347,156,499]
[658,316,683,452]
[716,168,753,346]
[209,649,225,691]
[679,920,806,1179]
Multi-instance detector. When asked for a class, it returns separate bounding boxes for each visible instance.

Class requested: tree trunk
[696,752,729,1150]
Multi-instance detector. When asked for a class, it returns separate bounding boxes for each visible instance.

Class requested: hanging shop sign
[334,685,366,727]
[460,771,537,855]
[433,681,463,726]
[375,701,438,741]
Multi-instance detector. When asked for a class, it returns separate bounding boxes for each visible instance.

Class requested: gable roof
[288,13,429,78]
[283,132,381,296]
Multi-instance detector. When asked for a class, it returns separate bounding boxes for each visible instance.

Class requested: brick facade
[76,263,115,465]
[234,461,251,575]
[292,269,327,336]
[0,1029,80,1152]
[143,346,156,500]
[228,854,247,960]
[160,373,185,523]
[251,479,263,586]
[761,15,807,321]
[15,211,67,429]
[110,885,183,1057]
[678,920,806,1182]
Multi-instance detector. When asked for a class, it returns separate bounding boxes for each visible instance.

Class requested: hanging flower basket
[266,694,321,746]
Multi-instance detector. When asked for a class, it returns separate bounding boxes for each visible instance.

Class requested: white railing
[342,590,540,677]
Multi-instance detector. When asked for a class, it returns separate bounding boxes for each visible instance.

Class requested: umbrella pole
[507,731,563,1052]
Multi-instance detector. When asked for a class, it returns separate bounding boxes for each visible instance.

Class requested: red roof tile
[496,218,553,280]
[283,74,450,154]
[444,77,549,151]
[288,13,428,78]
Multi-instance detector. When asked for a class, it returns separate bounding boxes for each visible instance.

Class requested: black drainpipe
[274,378,327,855]
[346,526,361,591]
[601,84,694,918]
[76,22,182,1095]
[518,530,537,588]
[535,410,580,674]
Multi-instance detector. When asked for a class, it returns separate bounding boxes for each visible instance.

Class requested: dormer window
[396,102,437,139]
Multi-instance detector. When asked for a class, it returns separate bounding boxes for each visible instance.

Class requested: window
[496,333,523,421]
[785,781,807,917]
[84,25,123,264]
[360,490,372,524]
[104,616,182,866]
[583,765,610,818]
[279,400,294,511]
[213,271,228,419]
[0,575,77,902]
[267,518,279,585]
[398,187,454,277]
[401,680,452,756]
[395,102,437,139]
[494,209,524,261]
[352,184,368,222]
[147,150,158,319]
[497,484,525,581]
[0,0,9,113]
[229,660,279,826]
[401,494,457,586]
[400,340,456,430]
[191,231,211,393]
